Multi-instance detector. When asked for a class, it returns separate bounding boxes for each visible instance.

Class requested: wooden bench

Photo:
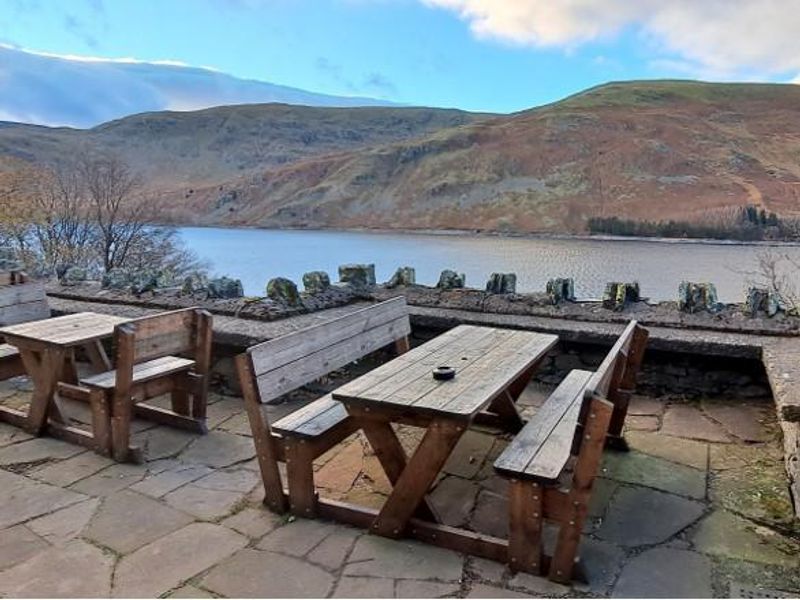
[493,320,649,583]
[79,307,213,462]
[236,297,412,514]
[0,279,50,379]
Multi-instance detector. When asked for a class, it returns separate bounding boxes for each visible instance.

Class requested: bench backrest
[245,297,411,404]
[584,320,648,402]
[0,281,50,326]
[114,307,212,365]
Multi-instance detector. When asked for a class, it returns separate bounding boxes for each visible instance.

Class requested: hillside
[169,80,800,233]
[0,104,487,192]
[4,80,800,234]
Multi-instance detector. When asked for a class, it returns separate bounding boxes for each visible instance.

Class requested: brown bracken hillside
[3,80,800,234]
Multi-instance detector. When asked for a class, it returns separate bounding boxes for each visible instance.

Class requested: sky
[2,0,800,115]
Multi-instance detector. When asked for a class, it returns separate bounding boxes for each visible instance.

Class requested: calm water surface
[177,227,800,302]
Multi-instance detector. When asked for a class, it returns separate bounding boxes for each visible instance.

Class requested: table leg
[21,347,67,435]
[61,349,79,384]
[371,418,464,538]
[360,419,441,523]
[84,341,112,372]
[485,390,524,432]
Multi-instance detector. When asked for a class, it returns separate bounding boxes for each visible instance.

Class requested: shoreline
[173,223,800,248]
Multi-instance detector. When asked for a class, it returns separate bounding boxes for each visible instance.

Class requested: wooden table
[331,324,558,540]
[0,312,130,444]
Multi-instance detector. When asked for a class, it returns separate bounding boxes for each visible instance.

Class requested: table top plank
[0,312,130,347]
[332,325,491,399]
[417,332,558,415]
[333,325,558,419]
[365,327,510,404]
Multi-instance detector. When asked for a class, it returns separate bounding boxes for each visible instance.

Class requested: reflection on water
[177,227,800,302]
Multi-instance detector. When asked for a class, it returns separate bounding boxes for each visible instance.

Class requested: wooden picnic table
[331,324,558,539]
[0,312,130,445]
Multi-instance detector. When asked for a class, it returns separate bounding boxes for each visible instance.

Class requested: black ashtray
[433,366,456,381]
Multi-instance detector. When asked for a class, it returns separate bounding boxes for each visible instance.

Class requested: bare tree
[741,250,800,314]
[28,166,95,271]
[77,154,158,272]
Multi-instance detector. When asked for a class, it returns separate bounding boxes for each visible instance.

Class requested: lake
[177,227,800,302]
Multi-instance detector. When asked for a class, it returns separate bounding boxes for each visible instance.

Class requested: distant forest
[587,206,798,242]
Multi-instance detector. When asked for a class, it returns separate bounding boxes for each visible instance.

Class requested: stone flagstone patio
[0,374,798,598]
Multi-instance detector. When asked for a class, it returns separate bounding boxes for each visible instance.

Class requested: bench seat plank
[81,356,195,390]
[0,343,20,360]
[272,394,349,438]
[494,369,592,483]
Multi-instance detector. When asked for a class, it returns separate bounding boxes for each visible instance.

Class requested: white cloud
[423,0,800,77]
[0,45,396,128]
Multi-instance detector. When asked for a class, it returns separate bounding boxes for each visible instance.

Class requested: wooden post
[285,438,317,517]
[549,395,613,583]
[508,480,543,574]
[236,353,288,513]
[192,309,213,420]
[110,325,136,462]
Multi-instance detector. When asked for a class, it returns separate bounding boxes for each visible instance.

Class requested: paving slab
[701,402,770,442]
[597,485,705,546]
[624,415,660,431]
[708,442,783,471]
[27,498,100,545]
[0,469,87,528]
[579,537,626,595]
[131,426,197,461]
[30,451,114,487]
[221,507,282,539]
[396,579,462,597]
[164,483,245,520]
[628,395,664,416]
[0,524,49,570]
[0,422,32,447]
[444,430,495,479]
[332,576,394,598]
[85,489,193,553]
[601,450,706,499]
[314,441,364,493]
[202,549,335,598]
[168,585,216,598]
[129,463,212,497]
[113,522,247,598]
[257,518,339,557]
[430,475,481,528]
[192,468,260,493]
[470,489,508,538]
[469,556,507,582]
[0,539,113,598]
[205,396,246,429]
[306,525,362,570]
[710,461,795,525]
[70,463,147,496]
[661,404,731,443]
[691,510,799,567]
[509,571,571,596]
[0,436,84,465]
[467,583,528,598]
[612,548,712,598]
[625,431,708,470]
[345,535,464,581]
[178,430,255,468]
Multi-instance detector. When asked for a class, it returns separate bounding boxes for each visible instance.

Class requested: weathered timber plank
[250,297,409,374]
[254,316,411,403]
[418,333,557,416]
[493,369,592,480]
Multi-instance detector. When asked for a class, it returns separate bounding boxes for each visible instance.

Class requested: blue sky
[2,0,799,114]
